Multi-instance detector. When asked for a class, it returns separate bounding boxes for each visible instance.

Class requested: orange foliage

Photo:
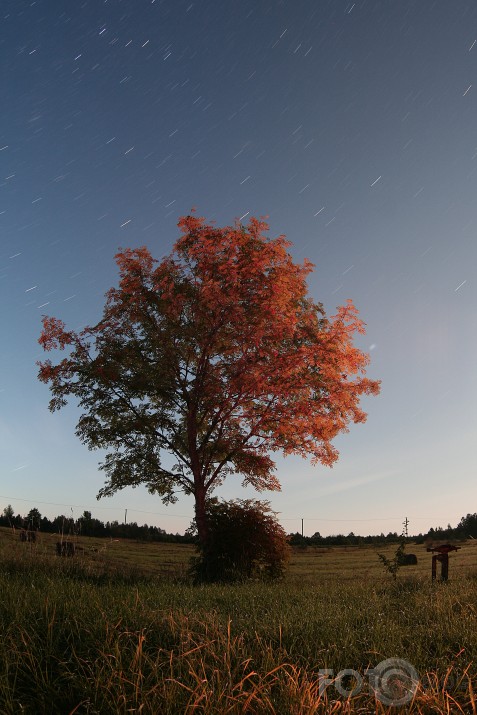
[37,214,380,543]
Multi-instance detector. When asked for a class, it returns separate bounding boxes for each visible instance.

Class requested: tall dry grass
[0,532,476,713]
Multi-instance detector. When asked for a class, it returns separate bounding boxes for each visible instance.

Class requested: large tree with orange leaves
[38,215,380,544]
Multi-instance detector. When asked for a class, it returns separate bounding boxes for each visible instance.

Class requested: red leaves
[37,213,380,514]
[38,317,74,351]
[115,246,156,277]
[37,359,56,383]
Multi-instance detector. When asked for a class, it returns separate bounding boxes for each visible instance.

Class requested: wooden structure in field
[427,544,461,581]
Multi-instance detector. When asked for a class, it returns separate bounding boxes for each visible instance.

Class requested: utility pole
[301,518,304,537]
[124,508,127,525]
[403,517,409,538]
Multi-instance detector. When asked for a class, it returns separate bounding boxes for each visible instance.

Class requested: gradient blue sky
[1,0,476,536]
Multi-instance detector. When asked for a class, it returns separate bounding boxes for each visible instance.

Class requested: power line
[0,494,192,519]
[278,515,458,522]
[0,493,461,525]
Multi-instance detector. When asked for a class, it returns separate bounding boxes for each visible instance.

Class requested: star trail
[1,0,476,535]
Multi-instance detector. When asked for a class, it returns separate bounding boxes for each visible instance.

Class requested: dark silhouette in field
[56,541,75,557]
[19,530,36,543]
[398,552,418,566]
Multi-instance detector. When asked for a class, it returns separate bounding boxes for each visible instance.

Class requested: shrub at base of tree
[190,499,289,584]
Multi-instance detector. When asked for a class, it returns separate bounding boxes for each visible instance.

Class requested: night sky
[2,0,476,537]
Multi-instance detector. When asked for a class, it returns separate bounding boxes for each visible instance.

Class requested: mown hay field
[1,527,476,714]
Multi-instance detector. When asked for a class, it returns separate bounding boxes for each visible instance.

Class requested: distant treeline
[0,506,195,543]
[2,504,477,546]
[288,514,476,547]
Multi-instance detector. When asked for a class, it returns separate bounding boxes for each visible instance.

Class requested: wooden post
[440,553,449,581]
[428,544,460,582]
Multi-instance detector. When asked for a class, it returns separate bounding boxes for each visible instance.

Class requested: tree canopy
[38,214,380,543]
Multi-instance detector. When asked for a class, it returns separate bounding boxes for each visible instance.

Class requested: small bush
[191,499,289,583]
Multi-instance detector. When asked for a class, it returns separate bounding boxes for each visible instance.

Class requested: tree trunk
[187,404,208,545]
[194,485,208,545]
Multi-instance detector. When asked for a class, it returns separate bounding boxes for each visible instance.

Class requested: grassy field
[0,527,476,714]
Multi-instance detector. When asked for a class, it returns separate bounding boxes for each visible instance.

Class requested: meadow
[0,527,476,714]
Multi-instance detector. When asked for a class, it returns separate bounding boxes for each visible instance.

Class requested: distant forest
[1,504,476,547]
[0,506,194,544]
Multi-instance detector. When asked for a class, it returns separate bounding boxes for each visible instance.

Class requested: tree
[456,513,477,538]
[288,532,308,547]
[26,508,42,529]
[38,214,380,545]
[77,510,106,537]
[2,504,15,525]
[190,499,289,582]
